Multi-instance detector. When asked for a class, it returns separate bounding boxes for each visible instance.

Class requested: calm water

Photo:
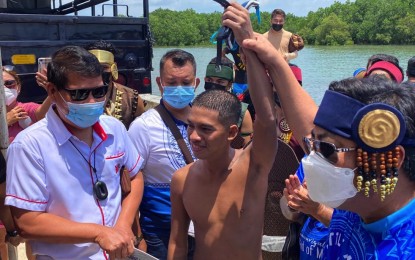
[151,45,414,104]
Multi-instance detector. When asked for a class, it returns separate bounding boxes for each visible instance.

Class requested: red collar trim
[93,122,108,141]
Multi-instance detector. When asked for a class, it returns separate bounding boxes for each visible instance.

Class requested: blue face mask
[58,92,105,128]
[162,86,195,109]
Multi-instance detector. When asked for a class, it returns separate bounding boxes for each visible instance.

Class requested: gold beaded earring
[370,153,378,193]
[386,151,393,195]
[363,151,370,197]
[391,147,400,193]
[379,153,386,201]
[356,148,363,192]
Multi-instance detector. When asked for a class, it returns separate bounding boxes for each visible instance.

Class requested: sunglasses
[62,85,109,101]
[303,137,356,163]
[2,65,14,72]
[4,80,17,88]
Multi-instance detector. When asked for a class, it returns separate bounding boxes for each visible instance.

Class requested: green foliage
[149,0,415,46]
[314,14,353,45]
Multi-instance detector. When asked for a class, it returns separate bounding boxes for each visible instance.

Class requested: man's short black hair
[192,89,241,128]
[160,49,196,76]
[47,46,103,90]
[85,40,117,55]
[271,9,286,19]
[407,56,415,77]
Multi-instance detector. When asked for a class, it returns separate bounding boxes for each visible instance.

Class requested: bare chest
[183,172,266,228]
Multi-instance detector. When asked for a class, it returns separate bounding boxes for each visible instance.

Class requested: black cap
[407,56,415,76]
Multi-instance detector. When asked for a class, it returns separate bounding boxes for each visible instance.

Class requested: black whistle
[94,181,108,201]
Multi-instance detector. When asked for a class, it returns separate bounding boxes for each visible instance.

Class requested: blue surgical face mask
[162,85,195,109]
[57,91,105,128]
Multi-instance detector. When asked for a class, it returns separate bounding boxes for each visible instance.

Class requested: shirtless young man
[167,5,277,259]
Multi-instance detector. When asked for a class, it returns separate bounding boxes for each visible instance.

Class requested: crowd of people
[1,2,415,260]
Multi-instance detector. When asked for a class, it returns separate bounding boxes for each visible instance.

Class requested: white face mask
[4,87,18,106]
[302,151,358,208]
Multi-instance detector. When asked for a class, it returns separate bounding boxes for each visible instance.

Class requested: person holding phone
[3,66,51,143]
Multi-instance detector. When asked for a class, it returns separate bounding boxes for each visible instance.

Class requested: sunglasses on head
[2,65,14,72]
[62,85,109,101]
[303,136,356,163]
[4,80,17,88]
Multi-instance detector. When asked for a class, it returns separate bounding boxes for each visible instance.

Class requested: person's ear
[228,124,239,141]
[47,83,58,102]
[194,78,200,91]
[156,77,163,95]
[396,145,405,169]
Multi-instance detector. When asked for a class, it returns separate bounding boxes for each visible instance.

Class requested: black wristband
[134,234,144,247]
[7,230,18,237]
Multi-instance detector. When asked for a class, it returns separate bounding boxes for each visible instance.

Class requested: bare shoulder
[171,162,195,191]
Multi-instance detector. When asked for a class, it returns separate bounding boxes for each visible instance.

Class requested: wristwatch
[134,234,144,247]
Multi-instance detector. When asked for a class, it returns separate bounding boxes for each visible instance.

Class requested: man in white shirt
[128,49,199,259]
[5,46,144,260]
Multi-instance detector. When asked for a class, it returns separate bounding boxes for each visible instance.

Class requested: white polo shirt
[5,106,143,260]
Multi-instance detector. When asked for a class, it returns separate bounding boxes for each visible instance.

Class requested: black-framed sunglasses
[303,136,356,162]
[4,80,17,88]
[62,85,109,101]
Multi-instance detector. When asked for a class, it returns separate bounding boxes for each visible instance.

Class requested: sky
[64,0,351,18]
[147,0,351,17]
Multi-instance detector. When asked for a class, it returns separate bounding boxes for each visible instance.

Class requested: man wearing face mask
[128,49,199,259]
[263,8,298,62]
[204,57,253,149]
[36,40,146,129]
[5,46,144,259]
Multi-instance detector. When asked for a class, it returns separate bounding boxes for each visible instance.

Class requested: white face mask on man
[302,151,358,208]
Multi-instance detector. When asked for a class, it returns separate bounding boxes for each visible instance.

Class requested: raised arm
[223,2,277,169]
